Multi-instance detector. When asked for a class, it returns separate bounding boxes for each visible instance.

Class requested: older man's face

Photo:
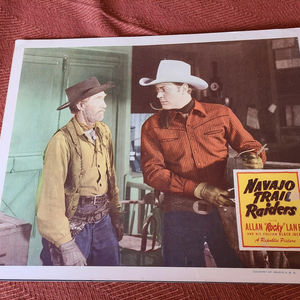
[80,91,107,123]
[155,82,186,110]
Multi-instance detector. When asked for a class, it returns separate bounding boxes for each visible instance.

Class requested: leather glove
[241,152,263,169]
[111,214,124,241]
[194,182,235,207]
[59,239,87,266]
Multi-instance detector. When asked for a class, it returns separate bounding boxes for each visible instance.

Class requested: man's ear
[76,101,84,111]
[182,83,189,93]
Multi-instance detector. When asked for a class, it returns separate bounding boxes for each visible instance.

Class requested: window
[130,113,152,173]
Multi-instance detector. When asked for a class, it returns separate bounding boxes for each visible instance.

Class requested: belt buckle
[193,200,210,215]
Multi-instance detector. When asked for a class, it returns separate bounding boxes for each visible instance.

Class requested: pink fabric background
[1,1,300,298]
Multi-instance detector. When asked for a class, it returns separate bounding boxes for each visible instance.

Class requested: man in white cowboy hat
[37,77,123,266]
[139,60,266,267]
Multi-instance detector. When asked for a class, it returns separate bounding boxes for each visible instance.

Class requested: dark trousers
[162,209,242,267]
[41,214,120,266]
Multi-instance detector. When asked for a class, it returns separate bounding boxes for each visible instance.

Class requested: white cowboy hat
[139,59,208,90]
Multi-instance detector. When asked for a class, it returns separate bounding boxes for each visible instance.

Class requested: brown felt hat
[57,77,115,110]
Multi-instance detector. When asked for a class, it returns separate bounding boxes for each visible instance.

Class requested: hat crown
[156,60,191,81]
[57,77,114,110]
[139,59,208,90]
[65,77,100,101]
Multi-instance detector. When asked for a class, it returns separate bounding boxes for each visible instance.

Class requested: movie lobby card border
[1,27,300,283]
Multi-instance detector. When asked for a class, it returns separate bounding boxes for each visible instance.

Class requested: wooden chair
[119,193,162,266]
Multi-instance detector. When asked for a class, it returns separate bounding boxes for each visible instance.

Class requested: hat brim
[57,81,114,111]
[139,76,208,90]
[56,101,71,110]
[57,86,103,110]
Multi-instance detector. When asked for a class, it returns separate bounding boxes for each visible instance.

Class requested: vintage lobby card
[1,28,300,283]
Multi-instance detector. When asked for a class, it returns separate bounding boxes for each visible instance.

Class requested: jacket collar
[72,117,103,136]
[167,99,207,123]
[193,100,207,117]
[72,117,86,136]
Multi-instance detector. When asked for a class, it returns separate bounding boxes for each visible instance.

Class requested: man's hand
[59,239,87,266]
[194,182,234,207]
[241,152,263,169]
[111,214,124,241]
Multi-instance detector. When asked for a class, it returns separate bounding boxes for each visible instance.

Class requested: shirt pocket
[158,131,184,162]
[203,128,224,136]
[195,124,228,156]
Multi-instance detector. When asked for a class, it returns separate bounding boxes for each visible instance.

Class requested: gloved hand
[111,214,124,241]
[59,239,87,266]
[241,152,263,169]
[194,182,234,207]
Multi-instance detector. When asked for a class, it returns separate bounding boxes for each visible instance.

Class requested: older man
[139,60,265,267]
[37,77,123,266]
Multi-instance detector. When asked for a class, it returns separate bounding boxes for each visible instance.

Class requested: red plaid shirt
[141,100,266,197]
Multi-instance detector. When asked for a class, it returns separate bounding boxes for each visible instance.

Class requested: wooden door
[1,54,64,265]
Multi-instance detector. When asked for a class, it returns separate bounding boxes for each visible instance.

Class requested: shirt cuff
[55,233,73,248]
[183,180,198,197]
